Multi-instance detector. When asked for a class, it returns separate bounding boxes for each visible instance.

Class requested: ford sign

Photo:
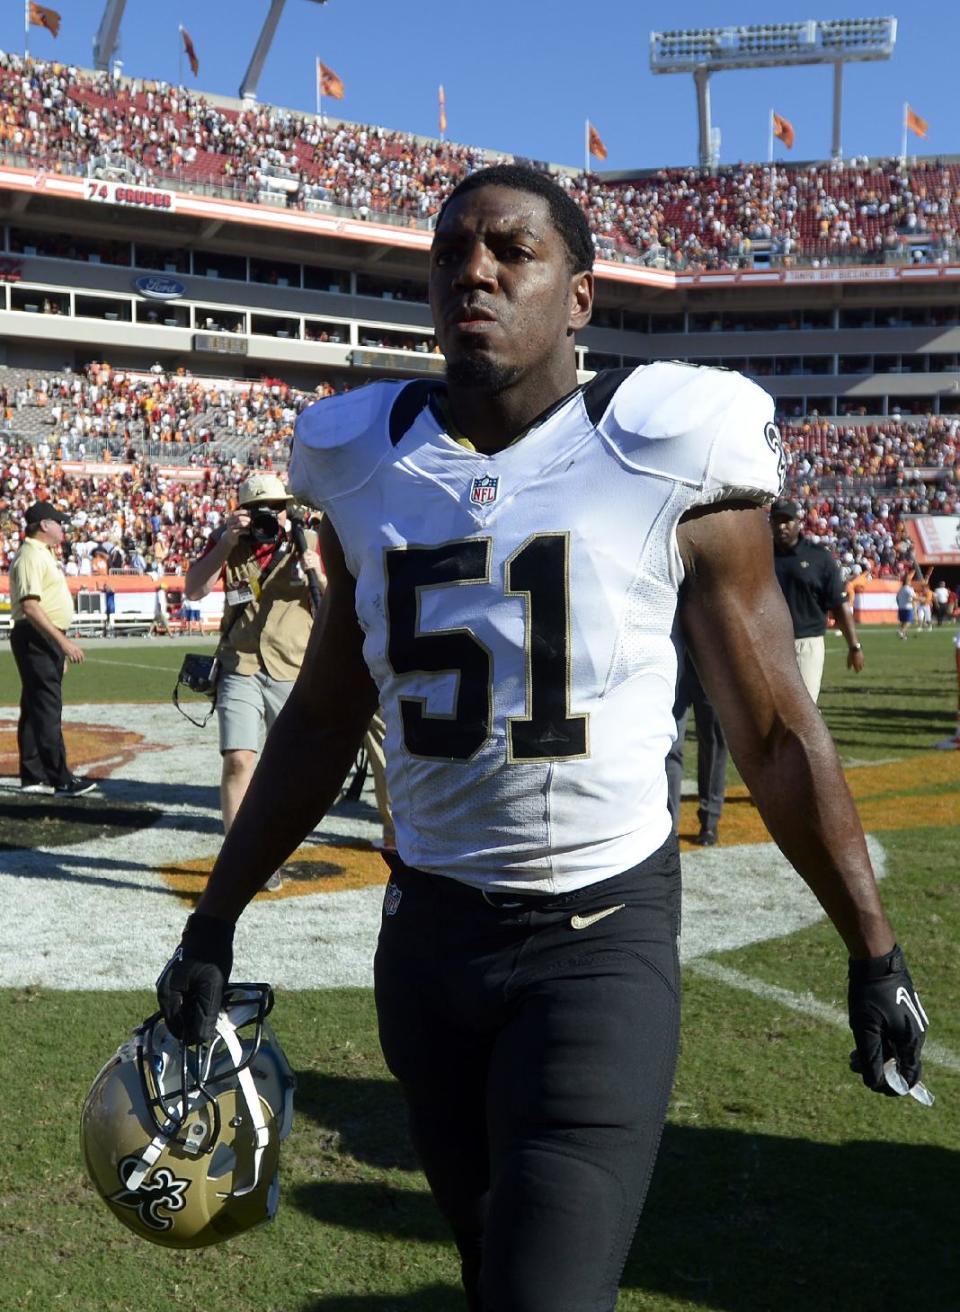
[134,275,186,301]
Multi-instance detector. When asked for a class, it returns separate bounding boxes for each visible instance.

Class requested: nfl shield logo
[469,475,499,506]
[383,881,403,917]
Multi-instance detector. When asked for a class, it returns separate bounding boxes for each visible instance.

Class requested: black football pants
[10,621,72,788]
[374,836,681,1312]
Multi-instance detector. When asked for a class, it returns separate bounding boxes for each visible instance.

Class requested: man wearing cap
[185,474,324,883]
[9,502,96,797]
[771,497,865,702]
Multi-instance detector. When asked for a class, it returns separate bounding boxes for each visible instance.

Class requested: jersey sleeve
[701,373,784,506]
[593,362,783,505]
[289,381,406,509]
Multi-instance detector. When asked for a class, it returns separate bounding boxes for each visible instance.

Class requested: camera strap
[224,540,286,615]
[175,536,299,728]
[172,602,246,729]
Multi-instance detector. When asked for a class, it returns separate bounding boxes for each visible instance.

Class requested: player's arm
[677,502,927,1091]
[158,515,379,1041]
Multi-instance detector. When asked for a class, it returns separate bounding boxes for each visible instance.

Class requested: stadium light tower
[240,0,329,102]
[650,17,897,169]
[93,0,129,72]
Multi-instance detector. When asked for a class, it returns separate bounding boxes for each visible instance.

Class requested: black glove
[848,944,927,1095]
[156,912,235,1045]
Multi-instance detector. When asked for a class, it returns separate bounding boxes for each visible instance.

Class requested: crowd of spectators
[0,361,332,463]
[564,163,960,270]
[0,438,267,577]
[2,51,959,272]
[779,416,958,579]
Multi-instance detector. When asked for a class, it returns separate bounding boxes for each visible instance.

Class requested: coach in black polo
[771,497,864,702]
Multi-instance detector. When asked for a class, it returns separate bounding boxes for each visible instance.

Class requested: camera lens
[249,508,282,544]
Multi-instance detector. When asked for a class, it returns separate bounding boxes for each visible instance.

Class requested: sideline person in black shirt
[771,497,864,701]
[665,650,728,846]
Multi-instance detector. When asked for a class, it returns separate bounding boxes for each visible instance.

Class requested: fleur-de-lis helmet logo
[109,1155,191,1231]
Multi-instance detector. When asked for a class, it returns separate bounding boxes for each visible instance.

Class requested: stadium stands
[2,51,959,272]
[1,50,957,611]
[0,361,328,465]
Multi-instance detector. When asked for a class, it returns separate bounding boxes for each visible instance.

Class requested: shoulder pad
[290,381,407,508]
[591,362,780,503]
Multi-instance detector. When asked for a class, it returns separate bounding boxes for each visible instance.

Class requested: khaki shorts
[217,670,295,754]
[794,635,825,703]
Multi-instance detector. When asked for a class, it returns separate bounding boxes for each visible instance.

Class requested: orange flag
[772,112,795,150]
[28,3,61,37]
[588,122,608,161]
[906,105,928,139]
[317,60,345,101]
[179,25,199,78]
[439,85,447,136]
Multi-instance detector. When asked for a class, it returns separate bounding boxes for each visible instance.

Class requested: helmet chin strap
[125,1007,270,1195]
[215,1007,271,1197]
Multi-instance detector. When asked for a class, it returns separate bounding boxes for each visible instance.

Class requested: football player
[158,166,929,1311]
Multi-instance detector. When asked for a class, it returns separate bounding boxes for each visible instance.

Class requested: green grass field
[0,636,219,706]
[1,627,957,1311]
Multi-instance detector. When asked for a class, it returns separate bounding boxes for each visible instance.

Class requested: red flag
[29,3,61,37]
[439,85,447,136]
[906,105,928,139]
[587,122,607,161]
[772,112,795,150]
[179,25,199,78]
[317,59,345,101]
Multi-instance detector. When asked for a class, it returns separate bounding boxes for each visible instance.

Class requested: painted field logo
[469,475,499,506]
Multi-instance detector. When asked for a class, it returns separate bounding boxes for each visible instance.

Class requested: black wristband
[848,943,903,983]
[182,911,235,976]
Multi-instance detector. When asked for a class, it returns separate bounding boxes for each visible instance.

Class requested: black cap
[24,501,70,526]
[770,497,800,519]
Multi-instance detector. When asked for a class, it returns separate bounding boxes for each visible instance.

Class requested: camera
[249,507,284,545]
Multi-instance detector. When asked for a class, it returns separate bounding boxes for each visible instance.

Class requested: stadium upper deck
[2,50,960,417]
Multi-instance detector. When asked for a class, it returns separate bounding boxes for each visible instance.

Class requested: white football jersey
[291,362,782,892]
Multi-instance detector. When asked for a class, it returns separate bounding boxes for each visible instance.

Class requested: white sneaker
[21,782,55,794]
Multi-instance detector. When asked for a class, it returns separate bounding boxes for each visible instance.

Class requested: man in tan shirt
[9,502,95,796]
[185,474,324,885]
[186,473,394,887]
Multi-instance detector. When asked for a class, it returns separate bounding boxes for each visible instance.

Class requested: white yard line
[689,958,959,1073]
[82,657,183,673]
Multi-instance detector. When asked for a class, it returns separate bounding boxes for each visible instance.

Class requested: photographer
[184,474,323,888]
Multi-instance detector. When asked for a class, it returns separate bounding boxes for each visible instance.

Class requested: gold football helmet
[81,984,295,1248]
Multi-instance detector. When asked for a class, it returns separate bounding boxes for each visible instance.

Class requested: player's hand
[156,912,235,1044]
[848,945,927,1095]
[62,640,85,664]
[847,646,865,673]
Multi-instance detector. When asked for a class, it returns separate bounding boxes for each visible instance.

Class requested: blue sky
[3,1,956,171]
